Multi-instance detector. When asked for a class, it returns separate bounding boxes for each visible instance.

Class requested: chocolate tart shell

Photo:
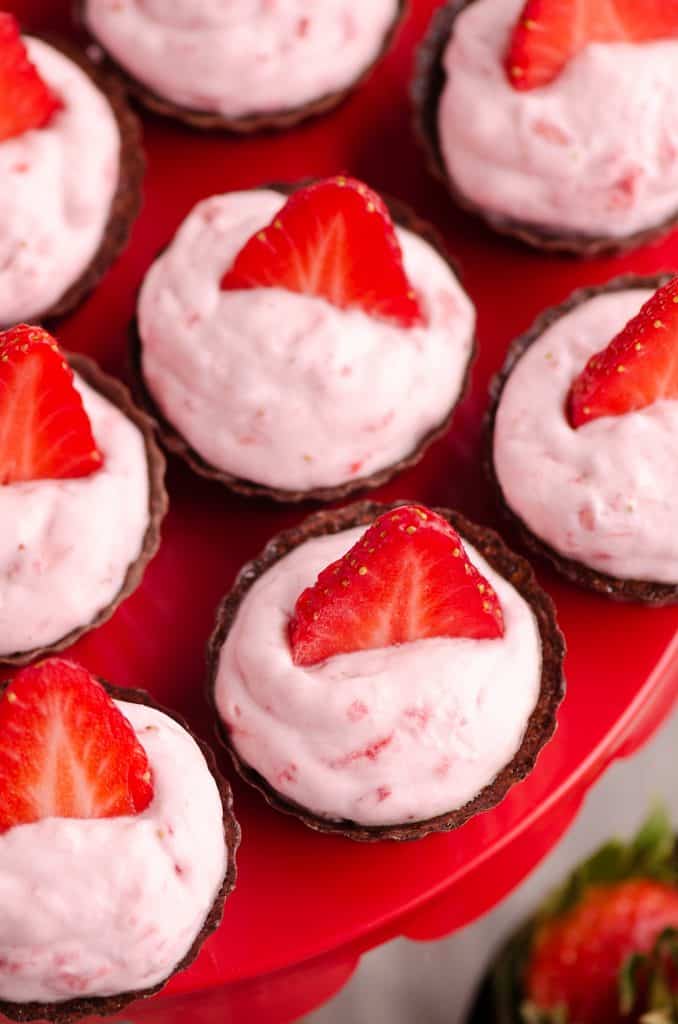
[412,0,678,257]
[27,36,144,324]
[0,678,240,1024]
[76,1,406,133]
[486,272,678,605]
[0,352,168,666]
[207,499,566,843]
[129,182,476,503]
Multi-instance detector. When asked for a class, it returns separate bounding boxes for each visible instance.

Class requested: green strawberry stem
[622,928,678,1022]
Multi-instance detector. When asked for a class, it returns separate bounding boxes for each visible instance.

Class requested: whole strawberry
[466,809,678,1023]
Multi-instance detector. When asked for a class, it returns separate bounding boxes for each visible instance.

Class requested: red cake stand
[5,2,678,1022]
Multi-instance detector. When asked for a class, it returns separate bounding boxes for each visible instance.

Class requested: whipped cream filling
[0,374,150,655]
[0,700,227,1004]
[0,38,120,325]
[493,289,678,582]
[438,0,678,238]
[215,525,542,827]
[139,189,475,492]
[83,0,399,118]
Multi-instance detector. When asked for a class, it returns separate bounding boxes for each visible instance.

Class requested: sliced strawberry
[505,0,678,91]
[289,505,504,667]
[0,324,103,484]
[568,277,678,428]
[0,658,154,834]
[0,13,61,141]
[220,177,426,328]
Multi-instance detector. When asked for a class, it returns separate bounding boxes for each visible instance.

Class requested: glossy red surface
[5,2,678,1022]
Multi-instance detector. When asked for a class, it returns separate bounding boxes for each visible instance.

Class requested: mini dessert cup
[0,350,167,664]
[208,500,565,842]
[487,274,678,603]
[413,0,678,255]
[0,33,143,326]
[79,1,406,132]
[131,180,476,502]
[0,666,239,1023]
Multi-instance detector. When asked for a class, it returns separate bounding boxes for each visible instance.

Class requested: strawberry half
[289,505,504,667]
[505,0,678,91]
[0,658,154,834]
[568,277,678,428]
[0,324,103,484]
[220,177,426,328]
[0,13,61,141]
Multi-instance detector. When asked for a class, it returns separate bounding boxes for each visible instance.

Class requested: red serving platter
[5,2,678,1022]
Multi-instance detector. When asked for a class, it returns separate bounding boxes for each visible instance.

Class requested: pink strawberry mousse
[0,38,119,325]
[83,0,399,118]
[138,189,475,492]
[0,374,150,656]
[214,525,541,827]
[493,288,678,582]
[0,700,226,1004]
[437,0,678,238]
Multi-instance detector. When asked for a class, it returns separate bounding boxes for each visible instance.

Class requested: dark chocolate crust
[412,0,678,256]
[207,499,566,843]
[485,273,678,604]
[0,352,168,666]
[29,36,144,323]
[0,678,240,1024]
[76,1,406,133]
[129,182,476,503]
